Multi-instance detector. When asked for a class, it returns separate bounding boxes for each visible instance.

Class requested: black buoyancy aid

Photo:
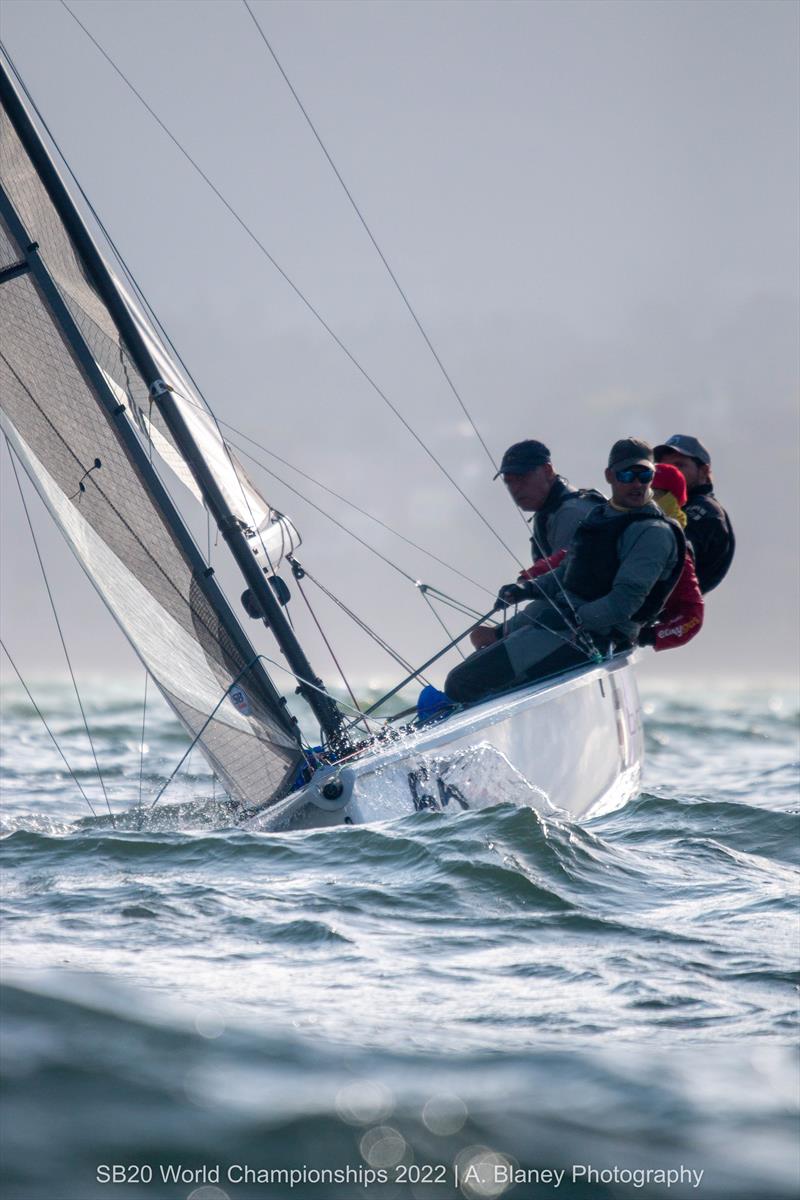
[685,484,735,593]
[532,479,606,556]
[562,505,686,623]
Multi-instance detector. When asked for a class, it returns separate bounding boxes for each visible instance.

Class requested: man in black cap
[469,440,603,652]
[653,435,735,594]
[494,438,605,565]
[445,438,685,705]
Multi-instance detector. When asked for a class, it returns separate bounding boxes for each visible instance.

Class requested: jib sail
[0,69,306,810]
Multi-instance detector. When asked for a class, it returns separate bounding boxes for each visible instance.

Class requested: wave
[2,976,798,1200]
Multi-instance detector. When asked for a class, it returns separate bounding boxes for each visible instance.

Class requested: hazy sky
[1,0,798,693]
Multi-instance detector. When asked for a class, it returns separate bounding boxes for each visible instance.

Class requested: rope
[0,639,98,817]
[4,437,114,822]
[242,0,502,479]
[58,2,521,566]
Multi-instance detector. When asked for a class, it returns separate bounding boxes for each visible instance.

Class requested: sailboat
[0,56,644,832]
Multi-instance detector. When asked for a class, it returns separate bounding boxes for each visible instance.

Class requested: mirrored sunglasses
[615,466,655,483]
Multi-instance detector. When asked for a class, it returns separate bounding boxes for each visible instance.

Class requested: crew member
[639,463,704,652]
[447,438,685,705]
[653,434,734,593]
[471,440,603,650]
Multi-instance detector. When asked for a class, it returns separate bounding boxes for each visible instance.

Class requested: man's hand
[470,625,500,650]
[495,580,534,609]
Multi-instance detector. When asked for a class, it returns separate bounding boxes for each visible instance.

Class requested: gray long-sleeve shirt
[529,480,603,559]
[509,502,679,641]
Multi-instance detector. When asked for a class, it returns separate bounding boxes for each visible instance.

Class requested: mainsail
[0,68,307,810]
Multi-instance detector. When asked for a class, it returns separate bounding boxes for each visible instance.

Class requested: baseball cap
[493,439,551,479]
[607,437,654,471]
[653,435,711,465]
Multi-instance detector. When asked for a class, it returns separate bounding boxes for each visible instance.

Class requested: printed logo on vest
[229,685,252,716]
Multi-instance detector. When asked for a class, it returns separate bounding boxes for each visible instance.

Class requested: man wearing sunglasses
[653,435,735,594]
[445,438,685,705]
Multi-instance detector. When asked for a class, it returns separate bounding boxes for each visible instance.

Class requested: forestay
[0,89,305,810]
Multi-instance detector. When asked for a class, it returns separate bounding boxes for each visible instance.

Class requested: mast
[0,59,347,748]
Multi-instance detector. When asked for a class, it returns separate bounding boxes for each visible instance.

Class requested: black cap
[653,434,711,465]
[494,440,551,479]
[607,437,654,470]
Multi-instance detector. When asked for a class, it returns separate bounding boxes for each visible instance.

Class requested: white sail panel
[0,99,304,809]
[116,274,302,565]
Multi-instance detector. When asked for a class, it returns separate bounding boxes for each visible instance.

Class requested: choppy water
[1,679,798,1200]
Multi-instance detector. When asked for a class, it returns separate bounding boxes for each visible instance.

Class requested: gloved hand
[637,623,656,646]
[495,580,535,610]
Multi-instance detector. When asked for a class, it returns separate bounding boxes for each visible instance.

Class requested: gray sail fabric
[0,103,305,809]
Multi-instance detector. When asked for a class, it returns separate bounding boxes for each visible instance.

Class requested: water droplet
[422,1092,468,1135]
[359,1125,406,1169]
[194,1012,225,1039]
[336,1079,394,1125]
[455,1146,514,1197]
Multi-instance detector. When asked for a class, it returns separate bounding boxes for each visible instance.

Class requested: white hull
[243,652,644,832]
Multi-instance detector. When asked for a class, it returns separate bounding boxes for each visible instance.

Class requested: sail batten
[1,80,306,810]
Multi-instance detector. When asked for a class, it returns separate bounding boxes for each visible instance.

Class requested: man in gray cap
[446,438,685,705]
[654,435,735,593]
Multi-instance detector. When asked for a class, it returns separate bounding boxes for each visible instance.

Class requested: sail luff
[0,183,295,733]
[1,62,315,809]
[0,57,344,750]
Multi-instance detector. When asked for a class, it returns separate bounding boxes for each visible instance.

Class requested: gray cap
[493,439,551,479]
[608,437,654,471]
[653,434,711,465]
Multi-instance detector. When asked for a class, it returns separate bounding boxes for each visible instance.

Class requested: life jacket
[531,479,606,557]
[684,484,735,593]
[562,504,686,623]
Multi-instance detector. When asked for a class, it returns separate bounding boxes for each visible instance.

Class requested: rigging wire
[528,525,597,656]
[240,1,535,546]
[1,49,511,613]
[138,669,148,807]
[419,589,466,661]
[2,48,500,603]
[290,570,370,733]
[213,421,495,596]
[4,437,115,822]
[0,638,98,817]
[56,2,522,567]
[3,42,304,630]
[4,37,590,708]
[289,560,429,683]
[241,0,501,477]
[415,582,485,621]
[149,652,382,811]
[0,350,241,670]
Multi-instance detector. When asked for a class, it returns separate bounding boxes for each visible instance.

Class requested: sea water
[1,679,798,1200]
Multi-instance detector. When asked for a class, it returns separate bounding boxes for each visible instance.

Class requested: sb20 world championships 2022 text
[96,1162,706,1190]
